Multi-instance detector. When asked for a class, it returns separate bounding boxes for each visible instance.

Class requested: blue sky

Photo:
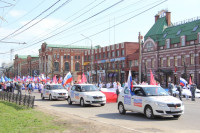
[0,0,200,66]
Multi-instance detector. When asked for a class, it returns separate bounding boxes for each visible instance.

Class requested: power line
[0,0,62,41]
[6,0,72,39]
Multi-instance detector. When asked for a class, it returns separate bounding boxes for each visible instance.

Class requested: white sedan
[41,84,68,100]
[68,84,106,107]
[118,85,184,119]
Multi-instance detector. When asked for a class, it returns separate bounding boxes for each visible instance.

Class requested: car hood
[82,91,105,97]
[148,96,182,104]
[51,89,68,93]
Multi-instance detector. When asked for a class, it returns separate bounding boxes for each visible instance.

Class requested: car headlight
[155,102,166,107]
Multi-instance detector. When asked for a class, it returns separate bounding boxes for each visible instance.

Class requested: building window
[112,51,115,57]
[103,53,105,58]
[166,39,170,49]
[64,55,66,59]
[181,55,185,66]
[54,54,56,59]
[68,55,70,59]
[134,60,138,67]
[122,61,125,68]
[54,62,59,71]
[65,62,69,71]
[112,63,115,69]
[167,57,170,67]
[116,50,119,56]
[128,61,132,68]
[121,49,124,56]
[84,56,86,61]
[57,54,59,59]
[181,36,185,46]
[95,54,97,59]
[190,54,194,65]
[99,54,101,59]
[145,59,148,68]
[78,56,80,59]
[75,62,80,71]
[75,56,77,59]
[107,52,110,58]
[151,59,154,68]
[174,56,177,66]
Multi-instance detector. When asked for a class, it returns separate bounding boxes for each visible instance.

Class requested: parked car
[41,84,68,100]
[118,85,184,119]
[68,84,106,107]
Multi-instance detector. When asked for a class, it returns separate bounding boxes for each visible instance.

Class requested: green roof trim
[158,40,165,46]
[47,44,95,49]
[18,55,28,59]
[171,37,180,44]
[31,55,39,58]
[186,33,197,41]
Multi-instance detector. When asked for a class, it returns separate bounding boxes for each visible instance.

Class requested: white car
[118,85,184,119]
[41,84,68,100]
[68,84,106,107]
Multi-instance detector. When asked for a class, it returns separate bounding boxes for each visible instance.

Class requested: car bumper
[53,95,68,99]
[153,106,184,116]
[85,100,106,104]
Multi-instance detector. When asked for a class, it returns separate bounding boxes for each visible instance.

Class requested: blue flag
[1,76,5,82]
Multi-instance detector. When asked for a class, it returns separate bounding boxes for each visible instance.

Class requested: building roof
[46,44,97,49]
[145,16,200,46]
[31,55,39,58]
[18,55,28,59]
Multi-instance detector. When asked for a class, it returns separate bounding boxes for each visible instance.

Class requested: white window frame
[99,48,101,53]
[111,45,115,50]
[121,43,124,48]
[181,36,185,46]
[166,39,170,48]
[116,44,119,49]
[103,47,105,52]
[107,46,110,51]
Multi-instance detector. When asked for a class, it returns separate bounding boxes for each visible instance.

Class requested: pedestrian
[177,84,183,101]
[190,82,197,101]
[28,81,32,94]
[16,81,23,95]
[10,81,14,93]
[116,84,120,103]
[168,82,173,96]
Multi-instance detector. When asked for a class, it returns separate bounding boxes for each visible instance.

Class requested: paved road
[31,91,200,133]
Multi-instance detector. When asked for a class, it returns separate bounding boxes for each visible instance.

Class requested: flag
[58,77,63,83]
[53,75,57,84]
[1,76,5,82]
[180,77,187,87]
[62,72,73,87]
[150,69,157,85]
[189,77,192,85]
[4,76,8,82]
[14,76,17,82]
[127,70,134,96]
[81,73,87,83]
[174,66,177,72]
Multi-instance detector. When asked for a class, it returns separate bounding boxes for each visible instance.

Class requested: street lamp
[81,34,93,83]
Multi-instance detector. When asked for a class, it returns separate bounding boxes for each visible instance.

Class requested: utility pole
[138,32,142,83]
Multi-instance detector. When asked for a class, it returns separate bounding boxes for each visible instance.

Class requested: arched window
[65,62,69,71]
[54,62,59,71]
[75,62,80,71]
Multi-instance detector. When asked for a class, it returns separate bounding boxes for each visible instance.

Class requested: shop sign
[97,70,105,74]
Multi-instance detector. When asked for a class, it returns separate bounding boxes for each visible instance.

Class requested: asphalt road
[30,91,200,133]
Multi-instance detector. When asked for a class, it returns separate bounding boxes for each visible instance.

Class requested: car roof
[46,84,62,86]
[132,85,160,87]
[74,84,94,86]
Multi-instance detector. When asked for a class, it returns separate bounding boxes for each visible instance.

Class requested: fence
[0,91,35,108]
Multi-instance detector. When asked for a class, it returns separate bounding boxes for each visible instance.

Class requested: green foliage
[0,101,64,133]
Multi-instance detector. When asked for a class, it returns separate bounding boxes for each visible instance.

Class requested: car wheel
[118,102,126,114]
[80,98,85,107]
[41,93,45,100]
[101,103,105,106]
[68,97,72,105]
[173,115,181,119]
[145,106,154,119]
[49,94,53,101]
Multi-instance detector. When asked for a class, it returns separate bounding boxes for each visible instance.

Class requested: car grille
[92,101,103,103]
[166,111,183,114]
[58,93,66,95]
[167,104,181,107]
[93,96,103,99]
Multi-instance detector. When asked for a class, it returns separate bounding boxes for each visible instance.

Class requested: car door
[70,85,76,101]
[123,87,132,111]
[131,87,145,112]
[74,85,81,103]
[44,85,50,97]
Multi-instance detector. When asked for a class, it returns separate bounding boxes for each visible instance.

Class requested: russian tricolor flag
[62,72,73,87]
[180,77,187,87]
[127,70,134,96]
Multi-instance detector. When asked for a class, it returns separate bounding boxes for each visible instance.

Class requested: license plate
[95,98,102,101]
[170,107,180,112]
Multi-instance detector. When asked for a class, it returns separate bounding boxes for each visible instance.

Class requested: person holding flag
[190,78,197,101]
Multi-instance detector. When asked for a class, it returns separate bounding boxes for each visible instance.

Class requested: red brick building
[14,54,39,77]
[142,10,200,87]
[39,43,91,81]
[84,42,139,84]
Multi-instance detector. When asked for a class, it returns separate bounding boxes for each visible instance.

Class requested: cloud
[9,10,26,18]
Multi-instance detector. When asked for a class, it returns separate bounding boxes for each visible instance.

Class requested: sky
[0,0,200,66]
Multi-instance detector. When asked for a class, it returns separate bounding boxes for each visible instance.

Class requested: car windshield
[142,87,169,96]
[50,85,65,90]
[81,85,99,92]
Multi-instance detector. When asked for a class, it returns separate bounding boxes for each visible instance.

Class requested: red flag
[150,69,157,85]
[81,73,87,83]
[53,75,57,84]
[189,77,192,85]
[174,66,177,72]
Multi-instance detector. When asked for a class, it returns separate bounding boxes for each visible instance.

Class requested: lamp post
[81,34,93,83]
